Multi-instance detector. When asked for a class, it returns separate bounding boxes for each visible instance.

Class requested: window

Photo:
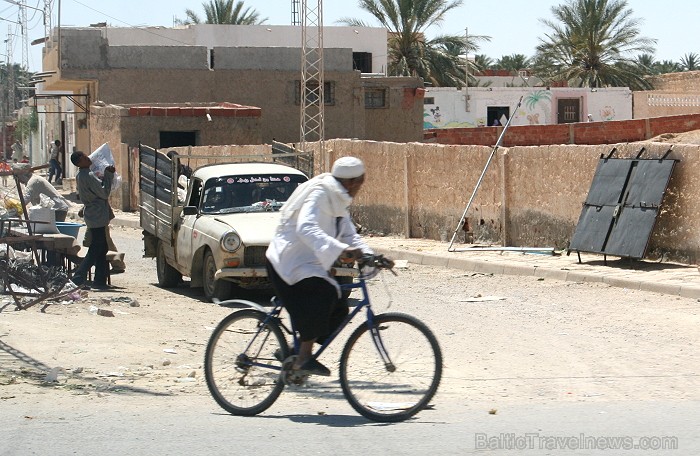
[200,174,308,214]
[424,97,435,105]
[295,80,335,105]
[365,88,387,108]
[353,52,372,73]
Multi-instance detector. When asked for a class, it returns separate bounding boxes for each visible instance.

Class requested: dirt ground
[1,225,700,417]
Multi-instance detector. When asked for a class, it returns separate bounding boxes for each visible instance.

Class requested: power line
[66,0,191,46]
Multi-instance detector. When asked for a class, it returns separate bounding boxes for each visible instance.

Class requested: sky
[1,0,697,73]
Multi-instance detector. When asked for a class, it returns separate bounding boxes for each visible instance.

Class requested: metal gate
[569,148,678,260]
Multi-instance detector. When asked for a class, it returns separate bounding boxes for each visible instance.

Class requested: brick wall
[425,113,700,146]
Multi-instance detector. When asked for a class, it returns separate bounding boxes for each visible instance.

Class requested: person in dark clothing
[48,140,63,184]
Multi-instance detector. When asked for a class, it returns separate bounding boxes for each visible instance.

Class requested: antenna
[291,0,300,26]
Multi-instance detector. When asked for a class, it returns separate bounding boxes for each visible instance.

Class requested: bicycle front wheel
[339,312,442,422]
[204,309,289,416]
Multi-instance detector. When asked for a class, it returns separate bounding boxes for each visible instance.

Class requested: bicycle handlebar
[358,254,397,276]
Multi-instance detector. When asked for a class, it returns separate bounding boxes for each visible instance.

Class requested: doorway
[487,106,509,126]
[160,131,197,149]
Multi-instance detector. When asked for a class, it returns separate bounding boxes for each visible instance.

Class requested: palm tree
[178,0,267,25]
[338,0,490,87]
[493,54,532,73]
[654,59,683,74]
[680,53,700,71]
[473,54,494,71]
[634,53,656,75]
[534,0,656,89]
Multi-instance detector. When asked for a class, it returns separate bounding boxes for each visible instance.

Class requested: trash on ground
[458,296,507,302]
[89,305,115,317]
[393,260,409,269]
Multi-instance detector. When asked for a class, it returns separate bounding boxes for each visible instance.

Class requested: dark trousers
[48,159,62,182]
[266,260,348,343]
[73,226,108,286]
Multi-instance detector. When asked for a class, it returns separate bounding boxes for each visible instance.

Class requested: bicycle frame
[239,275,393,373]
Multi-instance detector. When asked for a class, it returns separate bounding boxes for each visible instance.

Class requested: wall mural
[423,108,475,129]
[600,106,616,121]
[423,89,556,129]
[523,90,552,125]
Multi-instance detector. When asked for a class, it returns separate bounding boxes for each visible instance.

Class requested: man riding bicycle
[265,156,392,376]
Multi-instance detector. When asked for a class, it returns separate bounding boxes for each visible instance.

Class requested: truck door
[176,178,202,270]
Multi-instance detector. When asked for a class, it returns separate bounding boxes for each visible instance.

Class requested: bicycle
[204,254,443,422]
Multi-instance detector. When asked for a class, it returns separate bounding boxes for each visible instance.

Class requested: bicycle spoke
[340,313,442,422]
[205,309,289,416]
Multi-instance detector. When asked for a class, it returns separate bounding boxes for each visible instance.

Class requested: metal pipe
[448,95,523,252]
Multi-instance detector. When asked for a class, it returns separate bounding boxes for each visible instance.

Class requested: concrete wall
[90,105,262,150]
[214,47,352,72]
[424,87,633,129]
[633,92,700,118]
[650,71,700,92]
[632,72,700,118]
[91,104,262,210]
[323,140,700,264]
[58,66,362,144]
[364,82,425,143]
[101,24,388,74]
[127,139,700,264]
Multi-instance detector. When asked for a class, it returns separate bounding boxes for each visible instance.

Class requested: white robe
[266,174,372,294]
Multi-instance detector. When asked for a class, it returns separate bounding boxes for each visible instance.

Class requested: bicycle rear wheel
[339,312,442,422]
[204,309,289,416]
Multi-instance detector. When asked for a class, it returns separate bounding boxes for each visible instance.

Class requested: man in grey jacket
[69,151,114,290]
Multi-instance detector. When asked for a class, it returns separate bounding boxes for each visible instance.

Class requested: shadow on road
[582,257,694,271]
[148,280,276,306]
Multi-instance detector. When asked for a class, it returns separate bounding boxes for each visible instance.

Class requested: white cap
[331,156,365,179]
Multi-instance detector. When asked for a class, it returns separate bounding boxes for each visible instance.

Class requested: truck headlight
[221,231,241,252]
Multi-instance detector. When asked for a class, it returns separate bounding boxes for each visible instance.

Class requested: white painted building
[424,86,633,129]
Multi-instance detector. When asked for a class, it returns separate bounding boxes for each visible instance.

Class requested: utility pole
[6,29,14,115]
[464,27,470,112]
[299,0,325,172]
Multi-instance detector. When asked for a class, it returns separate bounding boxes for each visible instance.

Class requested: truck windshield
[201,174,308,214]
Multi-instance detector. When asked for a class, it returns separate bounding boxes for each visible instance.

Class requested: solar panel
[569,151,677,260]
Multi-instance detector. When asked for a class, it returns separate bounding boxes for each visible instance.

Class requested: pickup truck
[139,143,315,300]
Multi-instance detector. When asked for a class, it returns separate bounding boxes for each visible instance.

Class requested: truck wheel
[203,249,232,301]
[157,241,182,288]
